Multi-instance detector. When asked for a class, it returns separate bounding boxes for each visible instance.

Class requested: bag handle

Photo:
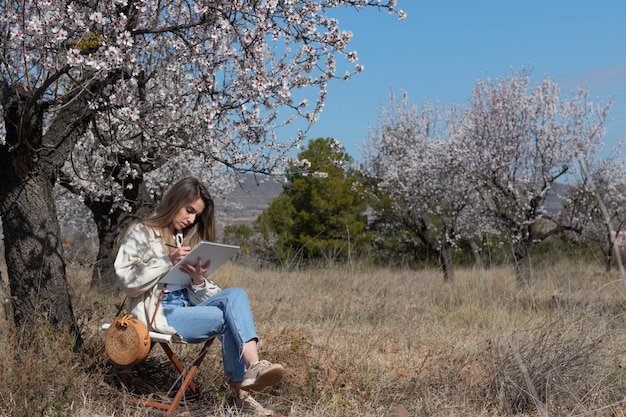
[114,283,167,330]
[112,295,127,322]
[149,283,167,329]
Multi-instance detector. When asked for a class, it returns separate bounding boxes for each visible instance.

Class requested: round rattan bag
[105,314,151,366]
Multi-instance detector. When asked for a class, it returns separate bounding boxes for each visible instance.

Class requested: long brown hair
[143,177,215,248]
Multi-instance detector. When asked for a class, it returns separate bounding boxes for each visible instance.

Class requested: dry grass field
[2,257,626,416]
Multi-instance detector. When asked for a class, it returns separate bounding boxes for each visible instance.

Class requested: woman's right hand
[169,246,191,265]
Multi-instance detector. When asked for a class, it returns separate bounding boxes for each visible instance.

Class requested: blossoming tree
[363,93,487,281]
[562,149,626,272]
[0,0,404,336]
[364,73,616,285]
[458,71,612,286]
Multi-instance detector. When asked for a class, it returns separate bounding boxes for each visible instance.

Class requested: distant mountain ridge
[217,174,570,226]
[218,174,284,224]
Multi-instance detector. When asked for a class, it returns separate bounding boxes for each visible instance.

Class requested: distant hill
[217,174,284,225]
[215,175,570,226]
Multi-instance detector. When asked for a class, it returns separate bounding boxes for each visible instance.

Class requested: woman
[114,176,284,416]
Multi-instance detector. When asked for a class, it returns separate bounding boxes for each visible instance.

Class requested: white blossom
[1,0,405,221]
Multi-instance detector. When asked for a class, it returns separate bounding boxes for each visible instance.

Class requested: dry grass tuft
[2,259,626,416]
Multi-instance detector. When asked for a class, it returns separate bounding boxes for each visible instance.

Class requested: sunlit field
[2,256,626,416]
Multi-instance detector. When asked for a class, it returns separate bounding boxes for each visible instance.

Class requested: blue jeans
[160,287,259,382]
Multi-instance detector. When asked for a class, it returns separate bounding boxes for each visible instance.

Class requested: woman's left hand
[179,257,211,286]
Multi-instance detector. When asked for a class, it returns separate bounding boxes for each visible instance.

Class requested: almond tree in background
[0,0,405,338]
[458,71,613,288]
[362,93,486,282]
[563,144,626,273]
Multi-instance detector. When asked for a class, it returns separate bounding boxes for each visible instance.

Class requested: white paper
[159,241,240,285]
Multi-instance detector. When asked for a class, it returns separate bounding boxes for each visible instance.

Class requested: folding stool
[102,323,216,416]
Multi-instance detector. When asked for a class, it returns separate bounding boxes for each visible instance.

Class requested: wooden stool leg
[122,337,216,416]
[163,338,215,416]
[160,342,199,393]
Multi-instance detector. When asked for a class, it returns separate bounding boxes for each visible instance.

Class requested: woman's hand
[179,256,211,286]
[169,246,191,265]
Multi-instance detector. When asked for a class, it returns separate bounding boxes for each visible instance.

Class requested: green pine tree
[255,138,369,265]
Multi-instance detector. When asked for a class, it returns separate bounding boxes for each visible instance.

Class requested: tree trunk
[88,180,154,290]
[0,174,80,336]
[468,239,484,269]
[408,216,456,282]
[89,201,126,291]
[439,245,455,282]
[604,240,613,273]
[0,80,95,339]
[513,242,532,289]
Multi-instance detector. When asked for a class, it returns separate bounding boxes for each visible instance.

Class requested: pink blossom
[89,12,105,25]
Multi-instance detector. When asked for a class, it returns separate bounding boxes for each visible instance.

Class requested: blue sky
[303,1,626,160]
